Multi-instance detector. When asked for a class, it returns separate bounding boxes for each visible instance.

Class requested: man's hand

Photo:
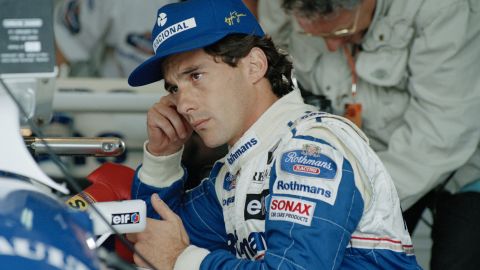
[128,193,190,269]
[147,95,193,156]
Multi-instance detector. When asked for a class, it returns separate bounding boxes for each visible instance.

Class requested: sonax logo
[269,196,316,226]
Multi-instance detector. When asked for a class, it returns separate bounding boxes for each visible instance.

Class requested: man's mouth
[191,118,210,129]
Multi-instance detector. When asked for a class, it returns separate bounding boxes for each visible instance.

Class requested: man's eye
[191,73,203,81]
[168,86,179,93]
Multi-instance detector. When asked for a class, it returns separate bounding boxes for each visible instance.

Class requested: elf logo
[112,212,140,225]
[244,190,269,220]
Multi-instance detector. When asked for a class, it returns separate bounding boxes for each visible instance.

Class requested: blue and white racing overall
[132,90,421,269]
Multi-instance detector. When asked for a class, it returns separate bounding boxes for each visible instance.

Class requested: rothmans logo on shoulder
[225,11,246,26]
[280,150,337,179]
[153,17,197,53]
[227,135,259,165]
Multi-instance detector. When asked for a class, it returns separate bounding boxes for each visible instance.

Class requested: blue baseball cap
[128,0,265,87]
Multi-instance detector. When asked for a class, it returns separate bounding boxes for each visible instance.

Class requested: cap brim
[128,32,234,87]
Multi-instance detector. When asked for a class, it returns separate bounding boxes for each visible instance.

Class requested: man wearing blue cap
[126,0,420,269]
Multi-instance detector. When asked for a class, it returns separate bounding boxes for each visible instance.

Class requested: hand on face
[127,193,190,269]
[146,94,193,156]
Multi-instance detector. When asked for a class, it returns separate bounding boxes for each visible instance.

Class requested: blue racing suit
[132,90,421,269]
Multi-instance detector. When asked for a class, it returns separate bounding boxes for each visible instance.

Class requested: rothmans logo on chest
[227,136,259,165]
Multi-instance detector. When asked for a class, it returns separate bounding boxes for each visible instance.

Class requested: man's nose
[324,38,344,52]
[175,86,195,115]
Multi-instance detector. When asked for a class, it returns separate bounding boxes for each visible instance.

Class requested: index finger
[156,97,191,139]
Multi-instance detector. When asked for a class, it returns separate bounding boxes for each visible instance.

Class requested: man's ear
[245,47,268,84]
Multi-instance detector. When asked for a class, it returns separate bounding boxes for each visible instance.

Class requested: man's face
[293,0,375,52]
[163,49,256,148]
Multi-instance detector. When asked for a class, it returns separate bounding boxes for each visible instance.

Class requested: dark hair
[282,0,361,17]
[203,34,293,97]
